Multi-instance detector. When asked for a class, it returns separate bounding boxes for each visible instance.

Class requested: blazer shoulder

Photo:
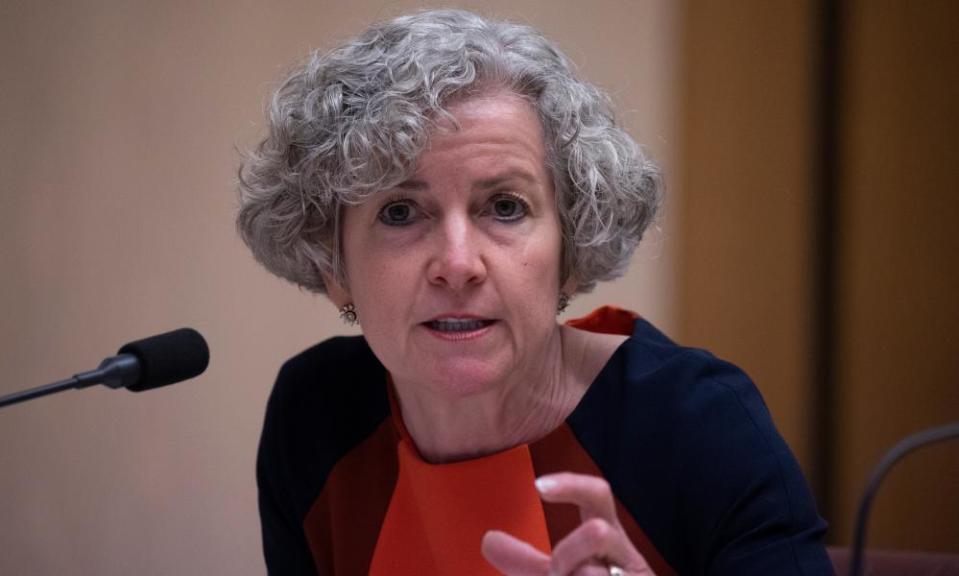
[263,335,388,456]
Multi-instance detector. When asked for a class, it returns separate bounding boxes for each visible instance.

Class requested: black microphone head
[117,328,209,392]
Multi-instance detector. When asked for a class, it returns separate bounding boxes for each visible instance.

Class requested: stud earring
[339,303,358,325]
[557,293,570,315]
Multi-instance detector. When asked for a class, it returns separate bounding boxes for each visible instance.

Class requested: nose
[426,215,487,291]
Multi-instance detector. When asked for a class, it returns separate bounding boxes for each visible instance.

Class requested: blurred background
[0,1,955,574]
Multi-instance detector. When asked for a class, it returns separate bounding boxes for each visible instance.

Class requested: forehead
[439,89,539,126]
[411,91,549,178]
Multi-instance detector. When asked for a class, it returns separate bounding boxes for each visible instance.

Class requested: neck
[392,325,625,463]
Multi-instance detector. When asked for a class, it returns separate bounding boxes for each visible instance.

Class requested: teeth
[429,319,488,332]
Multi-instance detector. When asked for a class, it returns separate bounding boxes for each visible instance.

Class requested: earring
[557,293,570,315]
[339,303,358,325]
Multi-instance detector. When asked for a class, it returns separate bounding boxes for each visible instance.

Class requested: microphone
[0,328,209,410]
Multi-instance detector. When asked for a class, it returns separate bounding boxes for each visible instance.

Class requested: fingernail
[535,476,558,494]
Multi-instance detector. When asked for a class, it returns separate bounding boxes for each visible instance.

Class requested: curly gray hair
[237,9,661,294]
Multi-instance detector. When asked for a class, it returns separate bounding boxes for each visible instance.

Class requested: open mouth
[425,318,495,333]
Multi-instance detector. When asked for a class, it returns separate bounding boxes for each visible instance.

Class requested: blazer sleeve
[672,351,834,575]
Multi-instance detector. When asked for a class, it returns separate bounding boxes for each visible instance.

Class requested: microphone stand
[849,421,959,576]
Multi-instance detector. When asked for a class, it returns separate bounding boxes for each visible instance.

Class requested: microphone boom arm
[0,354,141,410]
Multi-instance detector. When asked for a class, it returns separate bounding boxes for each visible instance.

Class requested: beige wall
[0,2,678,574]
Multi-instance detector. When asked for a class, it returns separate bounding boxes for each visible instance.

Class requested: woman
[238,10,832,576]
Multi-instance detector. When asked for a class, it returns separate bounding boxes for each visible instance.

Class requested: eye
[378,200,419,226]
[489,195,529,222]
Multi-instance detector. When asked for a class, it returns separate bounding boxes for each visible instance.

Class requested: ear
[321,272,352,308]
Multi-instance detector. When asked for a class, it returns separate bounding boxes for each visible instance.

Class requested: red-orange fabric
[565,305,639,335]
[370,441,551,575]
[303,420,400,574]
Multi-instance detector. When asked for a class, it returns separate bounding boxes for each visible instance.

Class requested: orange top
[370,440,550,575]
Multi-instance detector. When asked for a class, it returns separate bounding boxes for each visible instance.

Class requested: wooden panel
[834,0,959,552]
[679,1,816,475]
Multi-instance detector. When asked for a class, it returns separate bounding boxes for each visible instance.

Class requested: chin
[420,358,508,398]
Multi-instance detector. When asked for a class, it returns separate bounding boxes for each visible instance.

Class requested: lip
[424,312,489,322]
[420,314,497,342]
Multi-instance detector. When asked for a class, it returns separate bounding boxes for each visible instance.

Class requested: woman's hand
[481,472,656,576]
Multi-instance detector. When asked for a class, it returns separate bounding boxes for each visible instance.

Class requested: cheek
[520,225,563,279]
[504,233,563,304]
[344,240,419,331]
[341,215,395,303]
[350,260,405,319]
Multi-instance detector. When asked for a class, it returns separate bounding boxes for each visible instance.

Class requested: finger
[569,564,610,576]
[535,473,618,525]
[550,518,655,576]
[481,530,551,576]
[549,518,617,575]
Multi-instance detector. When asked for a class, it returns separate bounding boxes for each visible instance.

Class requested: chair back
[829,547,959,576]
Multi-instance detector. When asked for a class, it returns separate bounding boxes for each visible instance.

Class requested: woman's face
[339,92,565,398]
